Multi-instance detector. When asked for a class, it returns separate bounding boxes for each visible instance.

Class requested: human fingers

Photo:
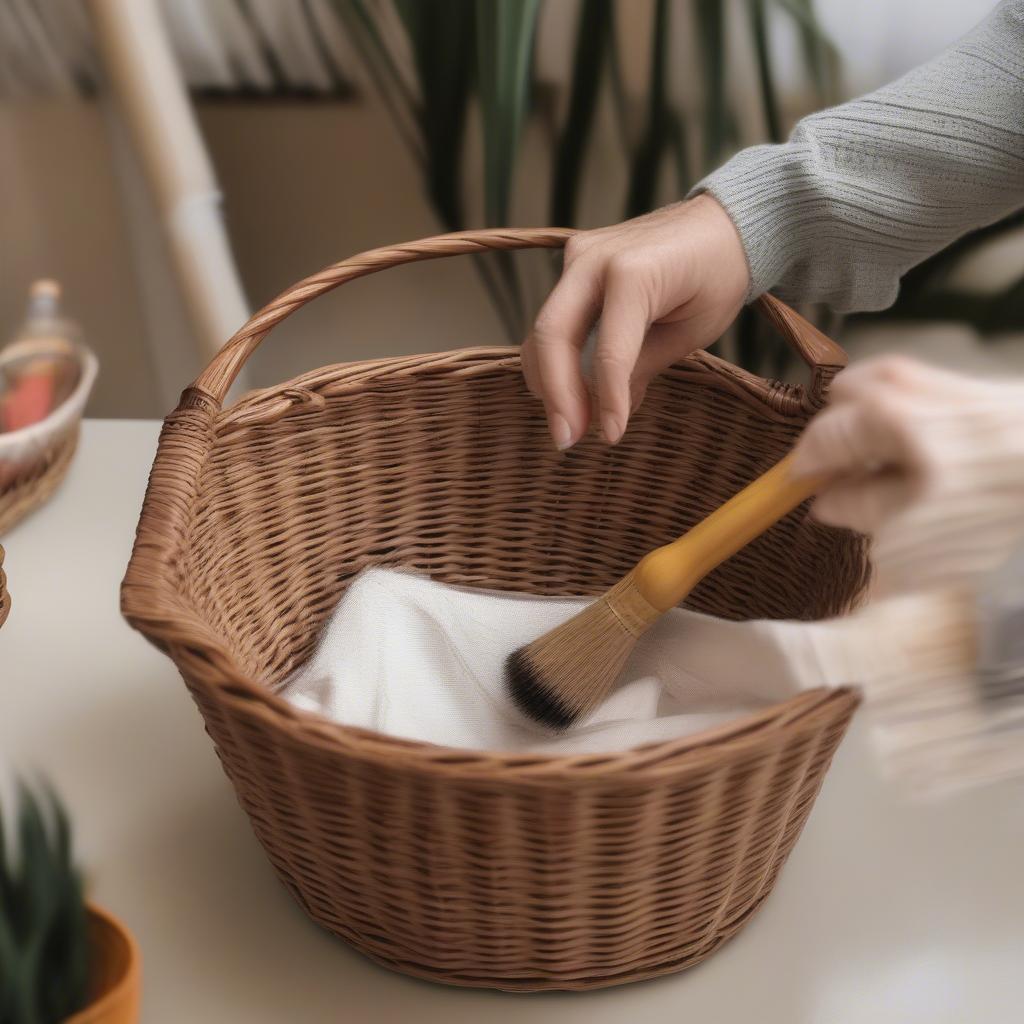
[521,257,601,448]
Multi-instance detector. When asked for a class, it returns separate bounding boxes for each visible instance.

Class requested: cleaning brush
[506,453,825,728]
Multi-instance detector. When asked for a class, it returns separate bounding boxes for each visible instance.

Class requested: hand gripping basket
[122,229,869,992]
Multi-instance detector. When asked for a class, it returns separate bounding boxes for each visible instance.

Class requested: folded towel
[280,568,843,754]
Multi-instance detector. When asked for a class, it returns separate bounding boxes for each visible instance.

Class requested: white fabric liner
[281,568,848,754]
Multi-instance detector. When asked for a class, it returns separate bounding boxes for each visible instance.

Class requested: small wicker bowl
[122,230,869,991]
[0,342,96,535]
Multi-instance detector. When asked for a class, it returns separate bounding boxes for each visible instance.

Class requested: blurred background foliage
[331,0,841,371]
[2,1,1018,406]
[330,0,1023,376]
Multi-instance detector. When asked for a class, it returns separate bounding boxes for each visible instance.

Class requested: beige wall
[1,98,514,417]
[0,92,637,417]
[0,101,159,417]
[0,0,1016,418]
[202,100,503,392]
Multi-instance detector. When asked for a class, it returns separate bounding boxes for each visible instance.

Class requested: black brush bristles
[504,574,663,729]
[506,648,578,730]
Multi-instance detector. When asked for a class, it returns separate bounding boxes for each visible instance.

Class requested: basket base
[294,885,774,993]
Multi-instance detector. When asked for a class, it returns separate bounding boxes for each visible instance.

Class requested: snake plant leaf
[1,783,89,1024]
[668,108,692,195]
[16,784,53,939]
[551,0,613,227]
[746,0,783,143]
[325,0,843,348]
[694,0,727,173]
[0,798,10,911]
[42,869,88,1023]
[395,0,475,231]
[475,0,541,336]
[40,787,89,1023]
[475,0,541,227]
[625,0,671,218]
[606,4,633,153]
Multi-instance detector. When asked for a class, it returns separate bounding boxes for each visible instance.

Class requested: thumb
[792,396,927,534]
[809,473,916,535]
[790,396,920,482]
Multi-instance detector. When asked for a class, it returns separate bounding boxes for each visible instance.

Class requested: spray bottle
[0,280,84,432]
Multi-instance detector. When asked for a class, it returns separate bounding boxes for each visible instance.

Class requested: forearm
[693,0,1024,312]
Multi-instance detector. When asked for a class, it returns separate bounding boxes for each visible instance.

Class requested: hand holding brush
[509,355,1024,796]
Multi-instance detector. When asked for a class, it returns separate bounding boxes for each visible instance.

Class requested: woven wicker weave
[0,428,78,535]
[122,229,869,991]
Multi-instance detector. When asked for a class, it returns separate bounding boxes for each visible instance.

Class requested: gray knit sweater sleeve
[692,0,1024,312]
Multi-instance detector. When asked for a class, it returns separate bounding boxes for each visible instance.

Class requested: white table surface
[1,419,1022,1023]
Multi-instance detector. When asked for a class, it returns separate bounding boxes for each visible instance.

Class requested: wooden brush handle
[634,455,824,611]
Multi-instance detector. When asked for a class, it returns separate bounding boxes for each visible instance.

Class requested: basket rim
[123,346,861,781]
[233,679,859,782]
[214,345,819,441]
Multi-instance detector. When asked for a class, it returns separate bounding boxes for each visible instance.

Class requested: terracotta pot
[65,904,140,1024]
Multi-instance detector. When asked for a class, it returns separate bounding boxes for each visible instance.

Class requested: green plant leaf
[1,782,90,1024]
[334,0,521,339]
[475,0,541,227]
[606,4,633,152]
[475,0,541,336]
[551,0,613,227]
[746,0,783,143]
[395,0,476,231]
[694,0,727,173]
[667,109,692,195]
[625,0,672,218]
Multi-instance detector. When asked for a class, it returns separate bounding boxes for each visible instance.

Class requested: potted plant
[0,785,140,1024]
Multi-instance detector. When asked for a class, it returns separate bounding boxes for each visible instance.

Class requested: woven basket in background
[0,336,95,535]
[0,429,78,535]
[122,229,869,991]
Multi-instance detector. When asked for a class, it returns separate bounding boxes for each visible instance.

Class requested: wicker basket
[0,335,95,535]
[122,229,869,992]
[0,428,78,535]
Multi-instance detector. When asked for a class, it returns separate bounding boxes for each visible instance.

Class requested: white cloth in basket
[281,567,843,754]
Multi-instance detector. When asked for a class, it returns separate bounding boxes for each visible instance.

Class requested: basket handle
[190,227,847,407]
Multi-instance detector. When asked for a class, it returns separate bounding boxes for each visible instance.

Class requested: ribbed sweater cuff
[689,143,821,304]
